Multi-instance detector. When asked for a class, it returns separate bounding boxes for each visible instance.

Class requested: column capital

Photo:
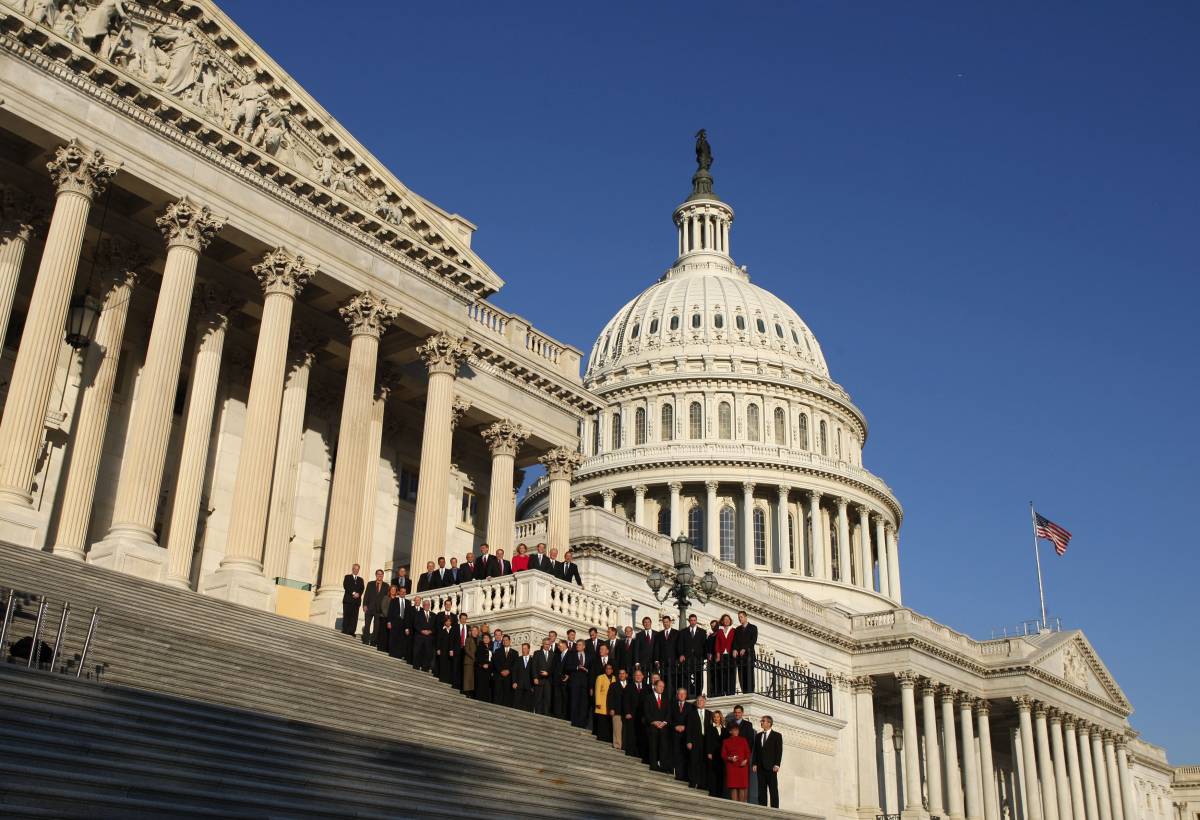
[884,521,896,535]
[920,678,940,697]
[975,698,991,717]
[156,196,225,251]
[192,279,240,332]
[668,480,683,493]
[857,503,873,517]
[449,396,471,429]
[895,670,917,689]
[418,330,474,375]
[47,139,119,201]
[1033,701,1049,719]
[850,675,875,694]
[704,480,719,493]
[1047,707,1063,724]
[777,484,792,498]
[1061,714,1076,730]
[0,185,46,242]
[286,322,327,368]
[252,247,316,298]
[540,446,583,481]
[481,419,529,457]
[958,692,979,710]
[601,489,616,501]
[809,489,822,503]
[941,685,960,704]
[835,495,849,510]
[741,481,755,495]
[634,484,649,496]
[1075,721,1091,736]
[92,237,146,297]
[340,290,397,338]
[571,495,587,508]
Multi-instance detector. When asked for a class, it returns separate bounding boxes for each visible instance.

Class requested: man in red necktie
[644,678,673,773]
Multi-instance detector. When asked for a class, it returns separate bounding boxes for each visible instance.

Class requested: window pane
[649,318,659,334]
[718,402,732,439]
[775,323,784,338]
[774,407,786,445]
[635,407,647,445]
[799,414,809,450]
[747,403,760,441]
[631,323,640,339]
[735,315,746,330]
[819,420,828,455]
[756,318,766,333]
[714,313,724,329]
[753,508,767,565]
[670,315,680,331]
[688,505,704,551]
[657,506,670,536]
[661,403,674,441]
[691,313,701,329]
[719,506,735,562]
[689,401,703,439]
[612,412,622,449]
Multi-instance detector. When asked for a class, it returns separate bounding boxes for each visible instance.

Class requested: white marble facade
[0,2,1191,818]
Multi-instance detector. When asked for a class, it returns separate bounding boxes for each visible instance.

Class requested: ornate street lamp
[65,294,99,350]
[645,534,718,626]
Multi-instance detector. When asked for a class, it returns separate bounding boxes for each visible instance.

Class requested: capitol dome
[521,133,903,613]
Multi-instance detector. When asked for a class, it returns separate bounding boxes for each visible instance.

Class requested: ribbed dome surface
[585,263,830,382]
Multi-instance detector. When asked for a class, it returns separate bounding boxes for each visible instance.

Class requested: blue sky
[222,2,1199,759]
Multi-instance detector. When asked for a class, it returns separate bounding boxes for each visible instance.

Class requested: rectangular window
[753,508,767,565]
[399,467,419,503]
[460,489,478,526]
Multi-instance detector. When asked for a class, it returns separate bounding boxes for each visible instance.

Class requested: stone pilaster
[0,142,118,528]
[482,419,528,554]
[600,488,615,512]
[0,185,44,350]
[261,325,323,582]
[1049,711,1074,820]
[540,446,581,553]
[896,671,925,820]
[836,496,852,583]
[775,485,791,573]
[704,480,718,556]
[852,676,881,820]
[90,196,224,578]
[634,484,648,528]
[887,523,902,603]
[668,480,683,539]
[922,681,946,818]
[961,695,983,820]
[944,688,966,820]
[977,700,1000,820]
[808,490,826,579]
[875,515,890,597]
[310,292,396,628]
[205,249,315,607]
[740,481,755,570]
[857,504,872,588]
[52,239,143,558]
[162,284,236,588]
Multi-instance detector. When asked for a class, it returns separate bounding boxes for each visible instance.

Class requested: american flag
[1035,513,1073,556]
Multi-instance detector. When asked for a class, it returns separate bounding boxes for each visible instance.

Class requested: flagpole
[1030,501,1047,632]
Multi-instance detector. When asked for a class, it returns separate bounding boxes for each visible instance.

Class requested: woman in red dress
[713,613,736,696]
[511,542,530,572]
[721,721,751,802]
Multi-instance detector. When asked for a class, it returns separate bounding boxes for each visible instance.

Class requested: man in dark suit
[585,627,602,664]
[530,638,554,715]
[614,626,635,676]
[512,643,535,711]
[411,598,436,671]
[385,585,413,660]
[552,639,570,720]
[434,608,455,684]
[361,569,389,646]
[679,614,707,696]
[626,669,647,760]
[734,610,758,694]
[657,615,679,692]
[529,542,551,573]
[493,636,518,707]
[491,548,512,577]
[606,667,631,751]
[561,551,583,586]
[724,704,752,739]
[452,556,472,584]
[643,678,672,773]
[472,544,497,579]
[434,556,450,588]
[547,547,563,579]
[753,715,783,807]
[452,612,471,690]
[565,640,592,728]
[685,694,711,790]
[633,616,659,674]
[390,565,413,595]
[341,564,364,636]
[415,561,438,593]
[670,686,691,783]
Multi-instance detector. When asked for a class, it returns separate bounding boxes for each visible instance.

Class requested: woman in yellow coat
[593,662,615,742]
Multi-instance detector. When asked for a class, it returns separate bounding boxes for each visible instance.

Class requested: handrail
[0,586,101,678]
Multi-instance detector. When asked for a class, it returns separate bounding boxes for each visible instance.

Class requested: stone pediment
[1029,631,1131,713]
[0,0,502,296]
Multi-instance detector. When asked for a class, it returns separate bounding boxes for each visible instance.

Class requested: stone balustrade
[465,300,581,378]
[429,567,626,633]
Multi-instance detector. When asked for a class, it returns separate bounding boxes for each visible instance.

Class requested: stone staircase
[0,542,819,819]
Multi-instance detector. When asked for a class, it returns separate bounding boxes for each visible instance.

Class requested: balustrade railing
[651,655,833,717]
[0,587,101,679]
[424,571,624,631]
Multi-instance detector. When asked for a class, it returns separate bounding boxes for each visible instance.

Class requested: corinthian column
[0,185,44,349]
[962,695,983,820]
[52,240,143,558]
[944,688,966,820]
[740,481,755,569]
[875,515,890,597]
[856,504,872,588]
[704,481,718,555]
[261,326,323,582]
[205,249,314,608]
[887,523,902,602]
[634,484,648,528]
[923,680,946,818]
[1049,711,1074,820]
[90,197,224,577]
[977,700,1000,820]
[896,672,924,820]
[809,490,826,579]
[1035,705,1061,820]
[310,292,396,627]
[409,331,473,576]
[162,285,236,588]
[1077,724,1101,820]
[482,419,528,554]
[668,481,683,539]
[853,676,881,819]
[1092,730,1113,820]
[776,485,791,573]
[836,496,852,583]
[0,141,118,513]
[357,368,397,572]
[1015,698,1044,820]
[1114,739,1136,820]
[541,446,581,554]
[1064,718,1087,820]
[1103,734,1123,820]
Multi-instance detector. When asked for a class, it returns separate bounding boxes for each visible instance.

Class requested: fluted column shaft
[669,481,683,539]
[1035,708,1061,820]
[410,332,471,575]
[776,485,791,573]
[634,484,648,528]
[103,198,223,544]
[1014,726,1033,820]
[898,674,924,816]
[962,697,983,820]
[483,420,527,554]
[977,701,1000,820]
[704,481,717,555]
[944,690,966,820]
[357,383,389,571]
[923,683,946,817]
[1065,721,1087,820]
[1092,731,1113,820]
[857,505,871,588]
[542,447,581,553]
[854,678,881,816]
[836,497,852,582]
[740,482,754,569]
[163,301,230,587]
[875,516,890,596]
[0,143,117,505]
[809,491,826,579]
[1115,743,1135,820]
[1103,736,1123,820]
[1017,701,1044,820]
[222,250,313,571]
[261,337,317,581]
[0,187,41,352]
[1077,726,1100,820]
[52,250,140,558]
[887,524,902,602]
[1050,714,1074,820]
[315,293,394,608]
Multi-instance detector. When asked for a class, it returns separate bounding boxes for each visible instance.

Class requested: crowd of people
[341,554,781,807]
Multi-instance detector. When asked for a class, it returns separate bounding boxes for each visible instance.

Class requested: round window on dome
[755,318,766,334]
[714,313,724,329]
[691,313,701,329]
[670,315,680,331]
[735,315,746,331]
[631,323,640,339]
[775,323,784,338]
[649,318,659,334]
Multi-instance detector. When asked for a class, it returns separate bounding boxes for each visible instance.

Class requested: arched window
[649,318,659,335]
[687,505,704,551]
[735,315,746,331]
[611,412,622,450]
[819,420,828,455]
[634,407,646,445]
[747,403,760,441]
[714,313,724,329]
[719,506,736,562]
[657,506,670,536]
[773,407,786,445]
[756,318,766,334]
[753,508,767,565]
[691,313,701,329]
[799,413,809,450]
[788,513,796,573]
[775,323,784,338]
[631,322,640,339]
[661,403,674,441]
[718,401,732,439]
[669,315,680,331]
[689,401,703,439]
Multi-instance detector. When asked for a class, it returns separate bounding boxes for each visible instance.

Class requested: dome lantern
[673,129,734,265]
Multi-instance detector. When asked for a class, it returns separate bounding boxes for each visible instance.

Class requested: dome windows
[773,407,786,445]
[747,403,761,441]
[799,413,809,450]
[718,402,732,439]
[714,313,724,329]
[669,315,680,331]
[612,412,622,450]
[755,318,766,334]
[689,401,703,439]
[775,323,784,338]
[791,329,800,345]
[735,315,746,331]
[819,419,828,455]
[631,323,640,339]
[691,313,701,329]
[660,403,674,441]
[649,318,659,335]
[634,407,647,445]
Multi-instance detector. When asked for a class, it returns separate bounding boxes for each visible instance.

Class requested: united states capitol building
[0,1,1194,818]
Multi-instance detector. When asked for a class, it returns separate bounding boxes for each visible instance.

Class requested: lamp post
[645,534,718,626]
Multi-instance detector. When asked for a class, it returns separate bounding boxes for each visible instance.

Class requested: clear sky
[222,1,1199,760]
